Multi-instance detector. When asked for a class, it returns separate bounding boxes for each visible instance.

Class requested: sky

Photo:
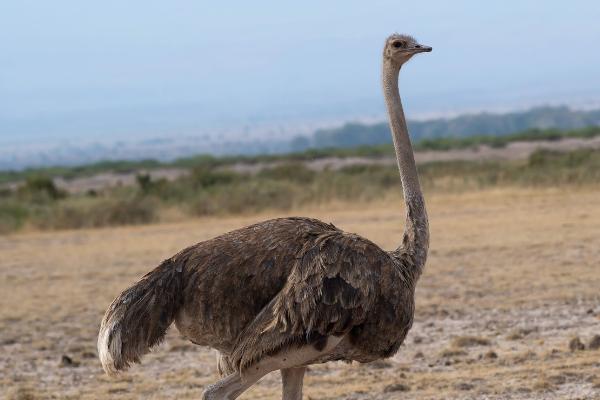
[1,0,599,144]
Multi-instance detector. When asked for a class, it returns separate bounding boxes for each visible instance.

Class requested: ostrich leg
[281,367,306,400]
[202,336,342,400]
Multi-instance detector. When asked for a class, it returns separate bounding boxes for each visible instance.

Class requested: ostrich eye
[392,41,403,48]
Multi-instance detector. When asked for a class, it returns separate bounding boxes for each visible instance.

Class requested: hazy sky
[1,1,599,142]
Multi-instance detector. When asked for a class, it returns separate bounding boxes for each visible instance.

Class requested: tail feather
[98,257,184,375]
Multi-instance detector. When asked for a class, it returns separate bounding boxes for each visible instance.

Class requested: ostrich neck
[382,61,429,273]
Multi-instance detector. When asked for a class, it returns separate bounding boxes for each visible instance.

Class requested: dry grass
[1,187,600,399]
[451,336,491,348]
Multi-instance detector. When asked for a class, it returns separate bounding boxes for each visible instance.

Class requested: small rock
[586,308,594,315]
[516,386,532,394]
[383,383,410,392]
[544,348,561,360]
[588,335,600,350]
[81,351,96,359]
[483,350,498,360]
[439,348,467,358]
[59,355,79,368]
[506,331,523,341]
[569,337,585,352]
[414,351,424,359]
[548,374,567,385]
[455,382,474,391]
[108,388,129,394]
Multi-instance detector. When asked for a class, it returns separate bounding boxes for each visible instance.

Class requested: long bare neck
[382,60,429,273]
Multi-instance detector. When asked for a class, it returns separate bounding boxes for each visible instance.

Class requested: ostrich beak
[412,45,432,53]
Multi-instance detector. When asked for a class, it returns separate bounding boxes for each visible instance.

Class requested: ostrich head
[384,34,432,66]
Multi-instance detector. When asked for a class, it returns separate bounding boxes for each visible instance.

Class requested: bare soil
[1,188,599,399]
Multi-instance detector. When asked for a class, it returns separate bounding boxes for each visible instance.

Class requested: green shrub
[1,147,598,234]
[0,202,29,233]
[136,173,152,193]
[0,187,13,198]
[190,167,239,188]
[17,176,66,202]
[191,180,297,216]
[257,163,315,183]
[33,197,156,230]
[136,173,170,197]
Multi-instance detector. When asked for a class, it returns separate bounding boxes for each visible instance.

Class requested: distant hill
[2,106,600,170]
[293,106,600,151]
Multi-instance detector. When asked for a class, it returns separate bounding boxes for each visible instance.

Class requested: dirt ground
[1,187,599,399]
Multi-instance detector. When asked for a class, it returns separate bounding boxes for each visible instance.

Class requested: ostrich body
[98,34,432,399]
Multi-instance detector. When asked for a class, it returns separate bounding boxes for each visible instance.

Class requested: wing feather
[230,231,392,371]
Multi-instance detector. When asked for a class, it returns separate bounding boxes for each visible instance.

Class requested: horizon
[1,104,598,171]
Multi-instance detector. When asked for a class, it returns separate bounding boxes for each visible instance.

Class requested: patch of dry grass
[439,348,468,358]
[1,187,600,399]
[452,336,491,348]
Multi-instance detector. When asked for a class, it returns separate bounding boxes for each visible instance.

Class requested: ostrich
[98,33,432,399]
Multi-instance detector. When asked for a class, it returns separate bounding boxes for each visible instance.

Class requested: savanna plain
[1,185,599,399]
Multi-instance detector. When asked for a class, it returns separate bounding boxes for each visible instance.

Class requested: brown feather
[99,216,421,375]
